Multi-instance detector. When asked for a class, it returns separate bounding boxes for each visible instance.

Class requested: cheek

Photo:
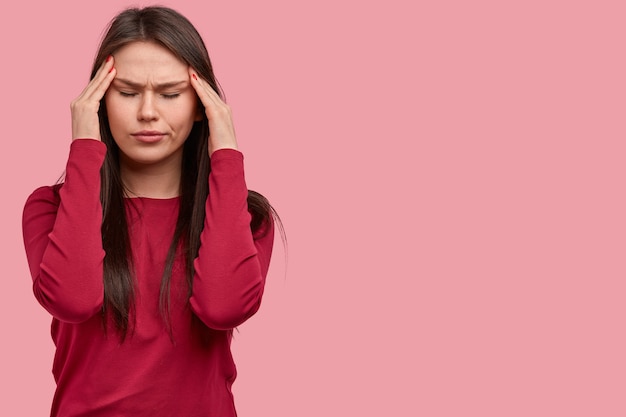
[171,100,199,125]
[104,95,126,129]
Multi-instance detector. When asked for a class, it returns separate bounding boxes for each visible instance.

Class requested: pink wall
[2,0,625,415]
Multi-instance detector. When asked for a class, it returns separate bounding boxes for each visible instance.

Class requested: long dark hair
[92,6,280,339]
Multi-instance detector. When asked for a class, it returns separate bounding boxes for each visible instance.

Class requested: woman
[22,6,278,416]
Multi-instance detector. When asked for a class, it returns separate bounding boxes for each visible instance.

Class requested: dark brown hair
[92,6,280,339]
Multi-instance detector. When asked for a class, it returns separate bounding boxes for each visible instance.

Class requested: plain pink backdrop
[2,0,625,415]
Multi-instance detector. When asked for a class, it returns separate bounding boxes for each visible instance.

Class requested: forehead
[113,41,188,81]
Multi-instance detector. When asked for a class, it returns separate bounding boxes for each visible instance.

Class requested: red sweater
[22,140,274,417]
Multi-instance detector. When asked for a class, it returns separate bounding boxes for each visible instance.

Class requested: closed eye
[117,91,180,99]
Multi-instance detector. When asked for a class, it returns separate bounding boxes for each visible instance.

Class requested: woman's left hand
[189,68,238,156]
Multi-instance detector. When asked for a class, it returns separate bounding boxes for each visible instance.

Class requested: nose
[137,93,158,121]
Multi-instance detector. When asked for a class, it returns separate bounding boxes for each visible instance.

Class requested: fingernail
[106,55,112,63]
[109,67,114,73]
[192,73,197,80]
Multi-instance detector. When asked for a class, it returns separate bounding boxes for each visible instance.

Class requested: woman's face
[104,41,201,170]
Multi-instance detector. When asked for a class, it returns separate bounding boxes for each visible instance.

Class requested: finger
[90,55,116,90]
[189,68,224,107]
[188,69,238,153]
[92,55,114,80]
[77,56,116,102]
[89,64,116,102]
[190,73,235,127]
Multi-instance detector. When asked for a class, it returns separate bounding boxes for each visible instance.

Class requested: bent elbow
[33,277,104,324]
[55,306,102,324]
[190,298,262,331]
[39,297,103,324]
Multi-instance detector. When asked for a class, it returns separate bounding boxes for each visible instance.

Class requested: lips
[131,130,166,143]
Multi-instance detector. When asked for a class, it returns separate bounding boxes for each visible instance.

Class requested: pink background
[2,0,625,415]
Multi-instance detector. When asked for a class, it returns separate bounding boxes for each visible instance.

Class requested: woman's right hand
[70,56,116,141]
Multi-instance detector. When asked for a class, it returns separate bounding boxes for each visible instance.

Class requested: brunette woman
[22,6,277,416]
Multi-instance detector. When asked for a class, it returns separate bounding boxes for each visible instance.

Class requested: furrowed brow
[113,79,188,89]
[155,81,188,89]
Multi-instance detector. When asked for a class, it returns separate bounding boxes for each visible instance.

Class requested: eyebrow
[113,78,188,89]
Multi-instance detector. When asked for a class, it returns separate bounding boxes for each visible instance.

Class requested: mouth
[131,131,166,143]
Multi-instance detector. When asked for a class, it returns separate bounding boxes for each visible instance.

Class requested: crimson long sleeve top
[22,139,274,417]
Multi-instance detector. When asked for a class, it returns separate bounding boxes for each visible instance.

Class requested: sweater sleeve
[190,149,275,330]
[22,139,107,323]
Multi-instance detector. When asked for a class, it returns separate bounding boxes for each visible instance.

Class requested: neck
[120,157,182,199]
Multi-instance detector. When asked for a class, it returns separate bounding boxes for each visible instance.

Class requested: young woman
[22,6,278,416]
